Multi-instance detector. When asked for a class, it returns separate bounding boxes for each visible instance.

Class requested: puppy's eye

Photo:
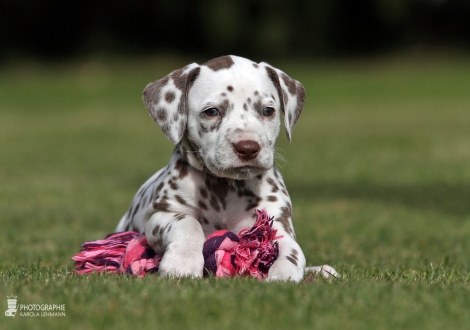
[262,107,275,117]
[204,108,220,117]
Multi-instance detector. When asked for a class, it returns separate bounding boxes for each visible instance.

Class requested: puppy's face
[143,56,305,180]
[185,60,281,179]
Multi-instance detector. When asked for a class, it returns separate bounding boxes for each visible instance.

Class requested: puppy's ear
[261,63,305,141]
[143,63,201,144]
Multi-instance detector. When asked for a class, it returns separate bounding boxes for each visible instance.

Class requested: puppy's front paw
[158,249,204,278]
[267,258,304,282]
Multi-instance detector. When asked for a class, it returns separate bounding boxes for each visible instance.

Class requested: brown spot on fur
[177,99,184,117]
[204,176,230,211]
[265,66,285,117]
[161,122,171,138]
[252,63,259,68]
[180,145,189,161]
[174,213,186,221]
[206,122,217,134]
[165,91,176,103]
[174,194,187,205]
[153,201,169,212]
[131,203,140,220]
[155,182,164,195]
[286,255,298,266]
[209,195,221,212]
[170,67,186,90]
[283,90,288,104]
[198,200,208,210]
[156,107,167,122]
[245,195,262,211]
[204,56,235,71]
[273,167,279,178]
[200,123,209,133]
[187,67,201,87]
[276,205,295,238]
[288,249,299,265]
[266,177,279,193]
[137,186,147,198]
[174,158,189,179]
[176,67,201,116]
[200,187,209,199]
[227,85,234,92]
[253,99,263,114]
[267,195,278,202]
[237,188,247,197]
[281,73,297,96]
[152,225,160,236]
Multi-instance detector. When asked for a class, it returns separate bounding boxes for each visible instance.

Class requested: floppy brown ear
[262,64,306,141]
[142,63,201,144]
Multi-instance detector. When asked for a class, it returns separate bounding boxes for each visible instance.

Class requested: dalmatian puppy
[117,55,337,281]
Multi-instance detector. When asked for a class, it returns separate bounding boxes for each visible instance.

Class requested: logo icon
[5,295,17,317]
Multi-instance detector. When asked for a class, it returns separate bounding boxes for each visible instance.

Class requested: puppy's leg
[145,212,205,278]
[267,234,306,282]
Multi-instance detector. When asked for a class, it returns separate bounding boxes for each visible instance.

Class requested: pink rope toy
[73,209,282,279]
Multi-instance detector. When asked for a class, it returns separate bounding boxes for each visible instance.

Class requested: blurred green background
[1,1,470,329]
[1,0,469,60]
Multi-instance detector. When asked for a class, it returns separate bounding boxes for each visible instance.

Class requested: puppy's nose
[234,140,260,161]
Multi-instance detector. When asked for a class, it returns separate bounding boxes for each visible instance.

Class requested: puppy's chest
[153,159,283,236]
[196,187,262,236]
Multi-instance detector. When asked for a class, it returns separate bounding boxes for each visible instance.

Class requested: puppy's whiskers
[274,147,287,169]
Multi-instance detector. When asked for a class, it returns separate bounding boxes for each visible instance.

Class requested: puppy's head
[143,55,305,180]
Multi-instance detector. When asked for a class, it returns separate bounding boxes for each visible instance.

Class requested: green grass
[1,54,470,329]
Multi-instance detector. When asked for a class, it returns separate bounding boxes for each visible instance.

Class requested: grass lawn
[1,54,469,329]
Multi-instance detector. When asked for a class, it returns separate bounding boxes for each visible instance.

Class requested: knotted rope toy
[73,209,281,279]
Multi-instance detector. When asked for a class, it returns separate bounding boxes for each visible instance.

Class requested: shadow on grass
[290,180,470,217]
